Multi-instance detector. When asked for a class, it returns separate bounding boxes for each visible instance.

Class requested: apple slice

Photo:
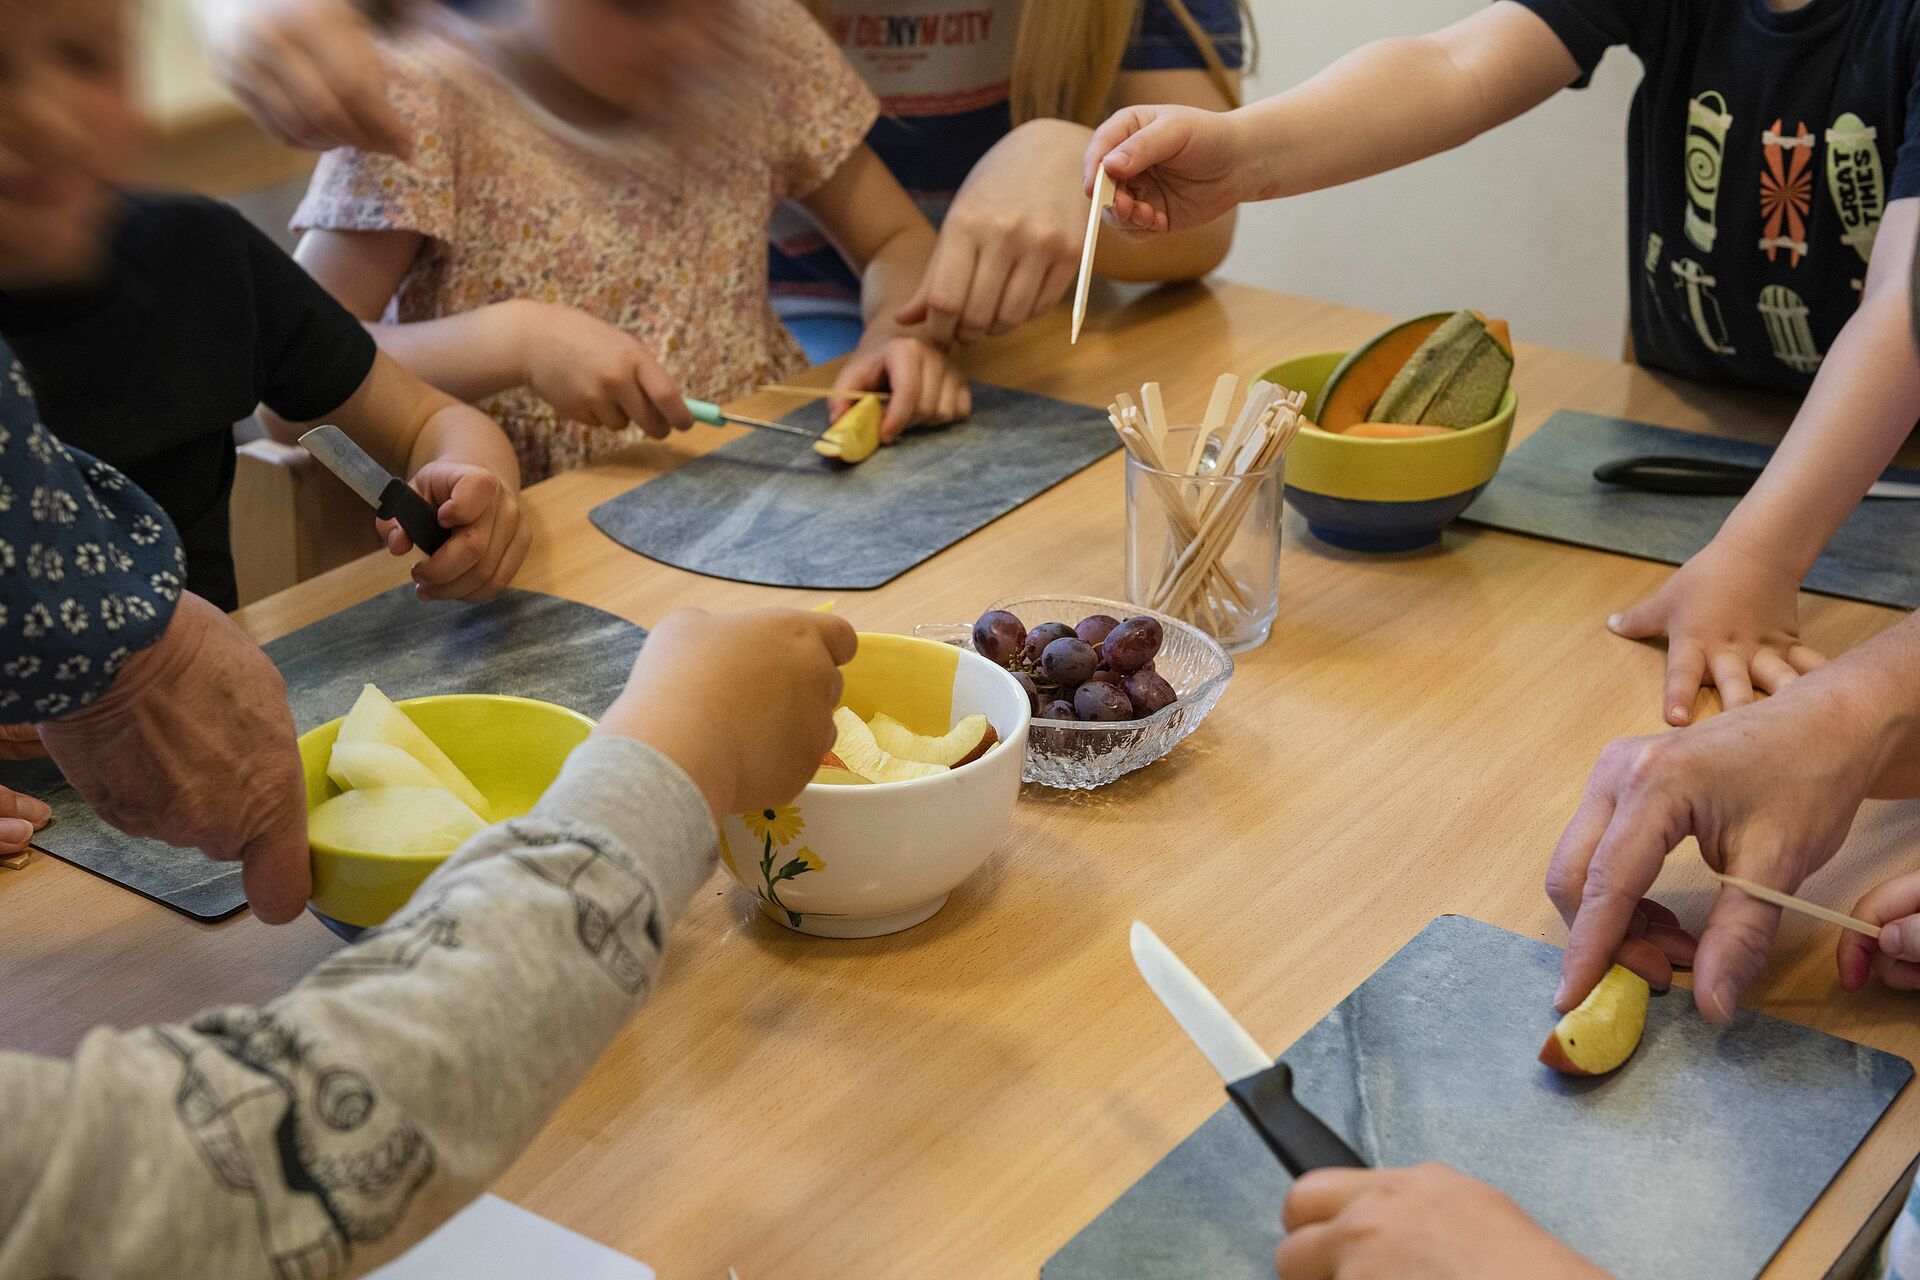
[813,395,883,465]
[831,707,945,783]
[1539,964,1650,1076]
[337,684,491,820]
[328,740,446,793]
[812,748,870,786]
[866,712,999,768]
[309,787,486,856]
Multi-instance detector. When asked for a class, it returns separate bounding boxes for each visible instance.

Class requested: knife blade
[684,398,826,441]
[1130,921,1367,1176]
[297,426,450,555]
[1595,455,1920,500]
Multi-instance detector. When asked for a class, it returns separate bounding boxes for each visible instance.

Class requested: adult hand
[517,302,693,439]
[597,608,858,821]
[1087,103,1251,236]
[831,334,971,443]
[198,0,412,157]
[0,785,50,855]
[1546,679,1880,1024]
[37,593,311,923]
[1276,1165,1611,1280]
[380,460,529,603]
[1840,870,1920,993]
[1609,533,1823,726]
[894,118,1089,345]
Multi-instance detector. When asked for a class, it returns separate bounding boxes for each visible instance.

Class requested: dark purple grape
[973,610,1027,667]
[1039,699,1076,721]
[1075,614,1121,647]
[1123,670,1178,716]
[1041,637,1098,686]
[1084,669,1123,687]
[1103,616,1164,674]
[1074,682,1134,722]
[1021,622,1075,664]
[1013,671,1040,715]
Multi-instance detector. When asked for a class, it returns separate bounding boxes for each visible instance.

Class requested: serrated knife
[298,426,450,556]
[1131,921,1367,1176]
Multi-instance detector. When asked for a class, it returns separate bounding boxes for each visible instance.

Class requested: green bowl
[300,694,594,932]
[1258,352,1517,552]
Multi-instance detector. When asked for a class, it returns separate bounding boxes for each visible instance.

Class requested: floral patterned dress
[294,0,878,481]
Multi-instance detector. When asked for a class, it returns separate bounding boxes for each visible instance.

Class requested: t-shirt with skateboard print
[1514,0,1920,395]
[768,0,1247,321]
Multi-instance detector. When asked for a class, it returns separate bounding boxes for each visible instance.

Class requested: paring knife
[684,398,825,441]
[1595,455,1920,500]
[297,426,449,555]
[1130,921,1367,1176]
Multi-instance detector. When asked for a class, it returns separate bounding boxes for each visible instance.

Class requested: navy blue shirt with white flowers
[0,359,183,722]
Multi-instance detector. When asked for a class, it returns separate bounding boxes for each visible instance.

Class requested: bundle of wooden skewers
[1107,375,1307,640]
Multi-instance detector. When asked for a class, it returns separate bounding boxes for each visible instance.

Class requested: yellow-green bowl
[300,694,595,934]
[1258,352,1516,552]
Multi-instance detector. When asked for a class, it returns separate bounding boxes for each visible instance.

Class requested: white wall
[1218,1,1642,360]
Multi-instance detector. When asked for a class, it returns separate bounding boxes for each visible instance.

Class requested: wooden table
[4,282,1916,1279]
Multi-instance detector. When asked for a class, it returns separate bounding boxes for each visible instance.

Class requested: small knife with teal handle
[683,398,825,441]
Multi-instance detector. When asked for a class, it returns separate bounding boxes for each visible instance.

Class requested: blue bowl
[1284,485,1490,553]
[311,908,366,942]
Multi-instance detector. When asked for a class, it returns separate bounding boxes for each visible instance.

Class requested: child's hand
[200,0,412,157]
[1087,105,1252,237]
[597,608,859,821]
[380,461,530,603]
[831,335,971,443]
[518,303,695,440]
[1609,535,1824,725]
[1839,872,1920,992]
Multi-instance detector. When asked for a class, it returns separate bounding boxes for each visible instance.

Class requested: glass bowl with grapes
[914,594,1232,790]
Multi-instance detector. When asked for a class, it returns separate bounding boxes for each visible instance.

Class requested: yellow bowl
[718,632,1031,939]
[1258,352,1516,552]
[300,694,595,932]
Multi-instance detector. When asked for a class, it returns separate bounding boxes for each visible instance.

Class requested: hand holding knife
[297,426,449,555]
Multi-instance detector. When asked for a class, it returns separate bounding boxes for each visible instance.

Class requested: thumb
[1693,881,1785,1025]
[238,799,314,926]
[831,348,885,420]
[1102,114,1188,182]
[1881,917,1920,962]
[1086,106,1157,187]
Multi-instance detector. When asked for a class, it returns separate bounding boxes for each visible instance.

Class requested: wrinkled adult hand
[598,608,858,821]
[1546,679,1880,1024]
[1276,1165,1612,1280]
[37,593,310,923]
[0,785,49,855]
[199,0,412,156]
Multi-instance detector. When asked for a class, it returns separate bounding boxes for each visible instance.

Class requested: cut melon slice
[867,712,999,768]
[310,787,486,857]
[328,740,446,793]
[831,707,946,783]
[1341,422,1456,440]
[813,395,884,465]
[1310,312,1451,431]
[337,684,491,820]
[1372,311,1513,429]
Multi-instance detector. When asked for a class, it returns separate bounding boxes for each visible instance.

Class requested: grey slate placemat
[588,383,1117,589]
[0,587,646,921]
[1462,412,1920,610]
[1045,915,1911,1280]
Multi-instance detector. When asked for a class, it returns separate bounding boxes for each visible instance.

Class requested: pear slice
[831,707,945,783]
[309,787,486,857]
[1540,964,1650,1076]
[813,395,884,465]
[337,685,491,820]
[328,740,445,793]
[867,712,999,768]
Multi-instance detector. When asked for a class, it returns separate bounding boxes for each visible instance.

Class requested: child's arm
[294,229,694,439]
[1843,864,1920,994]
[266,348,531,602]
[800,145,971,441]
[0,609,856,1278]
[1088,2,1578,234]
[1610,199,1920,724]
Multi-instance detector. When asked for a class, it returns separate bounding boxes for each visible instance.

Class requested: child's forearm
[409,399,523,489]
[367,301,537,405]
[859,222,940,338]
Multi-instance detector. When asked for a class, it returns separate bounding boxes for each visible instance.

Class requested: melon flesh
[1372,311,1513,429]
[814,395,884,464]
[337,685,491,819]
[310,787,486,857]
[328,740,445,793]
[1311,312,1451,431]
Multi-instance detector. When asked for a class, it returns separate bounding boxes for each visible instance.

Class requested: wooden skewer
[760,385,891,402]
[1072,165,1118,345]
[1712,871,1882,940]
[1189,373,1239,474]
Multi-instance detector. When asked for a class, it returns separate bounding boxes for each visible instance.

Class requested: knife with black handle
[297,426,450,556]
[1596,455,1920,500]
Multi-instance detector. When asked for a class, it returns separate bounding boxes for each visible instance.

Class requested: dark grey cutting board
[1045,915,1912,1280]
[1462,412,1920,610]
[0,587,646,921]
[588,383,1117,589]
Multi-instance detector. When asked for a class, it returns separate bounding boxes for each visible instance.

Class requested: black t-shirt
[1514,0,1920,394]
[0,194,376,610]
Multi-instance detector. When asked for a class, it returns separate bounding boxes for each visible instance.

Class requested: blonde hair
[802,0,1251,127]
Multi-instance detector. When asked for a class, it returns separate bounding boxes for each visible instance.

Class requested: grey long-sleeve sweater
[0,734,716,1279]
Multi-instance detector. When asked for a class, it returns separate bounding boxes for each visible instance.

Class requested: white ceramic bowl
[717,633,1031,938]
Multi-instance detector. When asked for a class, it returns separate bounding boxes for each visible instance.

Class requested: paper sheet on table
[367,1195,654,1279]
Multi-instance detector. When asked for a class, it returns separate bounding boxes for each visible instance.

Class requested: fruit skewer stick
[1711,871,1883,939]
[1188,373,1239,475]
[1151,394,1305,614]
[759,384,892,402]
[1073,164,1119,345]
[1109,401,1255,613]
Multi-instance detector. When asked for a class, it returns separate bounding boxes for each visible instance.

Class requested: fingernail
[0,818,31,847]
[1671,706,1690,725]
[1553,977,1568,1007]
[1707,981,1736,1024]
[1882,920,1903,955]
[1607,613,1624,631]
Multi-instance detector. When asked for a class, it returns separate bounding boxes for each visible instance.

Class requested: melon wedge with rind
[328,740,446,794]
[310,787,487,857]
[337,684,492,820]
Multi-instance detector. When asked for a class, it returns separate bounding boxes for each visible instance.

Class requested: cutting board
[1461,412,1920,610]
[0,587,646,920]
[1044,915,1911,1280]
[588,383,1117,589]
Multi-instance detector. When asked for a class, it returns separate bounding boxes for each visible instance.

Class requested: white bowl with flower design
[718,632,1031,938]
